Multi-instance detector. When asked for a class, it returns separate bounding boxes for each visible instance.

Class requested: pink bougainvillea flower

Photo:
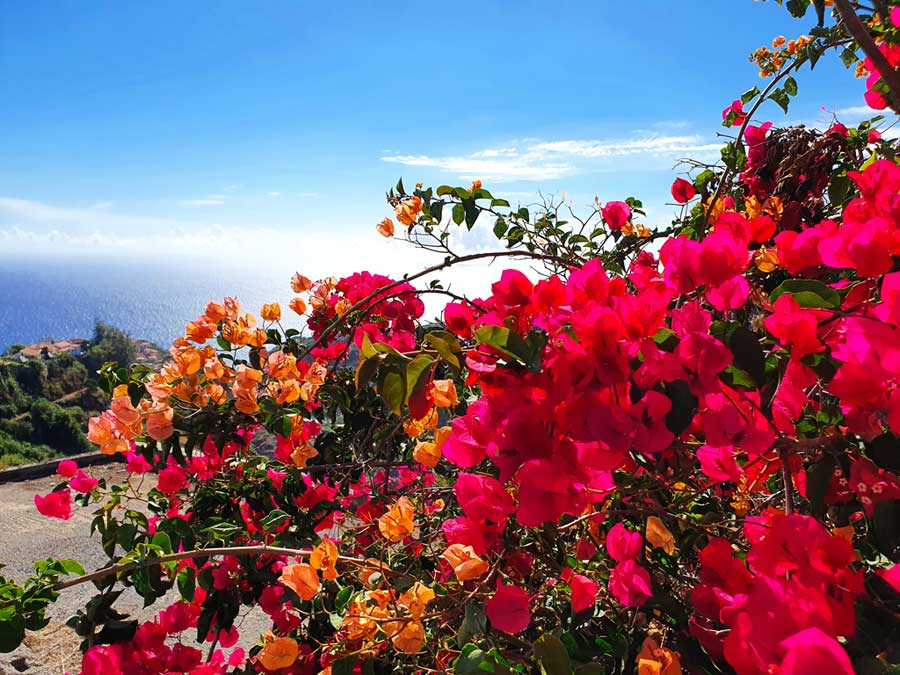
[608,559,652,607]
[697,444,742,484]
[57,459,78,478]
[69,470,99,494]
[80,645,123,675]
[722,99,747,127]
[34,489,72,520]
[157,465,188,496]
[486,581,531,634]
[778,627,853,675]
[562,568,599,614]
[601,200,632,231]
[125,450,152,474]
[671,177,697,203]
[606,522,643,562]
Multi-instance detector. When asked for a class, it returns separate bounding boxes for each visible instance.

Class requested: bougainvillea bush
[5,2,900,674]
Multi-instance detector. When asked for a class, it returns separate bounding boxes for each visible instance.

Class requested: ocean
[0,254,308,353]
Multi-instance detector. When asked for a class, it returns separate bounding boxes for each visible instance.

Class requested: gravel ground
[0,467,269,675]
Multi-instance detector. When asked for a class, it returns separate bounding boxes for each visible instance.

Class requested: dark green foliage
[81,322,137,376]
[0,322,142,465]
[29,399,90,455]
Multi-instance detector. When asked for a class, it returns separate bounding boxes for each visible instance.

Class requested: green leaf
[455,645,491,675]
[785,0,810,17]
[771,88,790,113]
[359,333,377,359]
[405,354,435,402]
[493,217,508,239]
[437,185,453,196]
[784,76,798,97]
[150,532,172,554]
[840,47,859,68]
[770,279,841,309]
[533,634,572,675]
[828,174,852,207]
[177,566,196,601]
[463,198,480,230]
[57,559,86,576]
[452,203,465,225]
[334,586,354,612]
[457,603,487,647]
[378,369,406,416]
[490,198,510,208]
[430,200,444,221]
[741,86,761,105]
[0,614,25,653]
[721,141,746,171]
[260,509,291,532]
[424,332,462,370]
[355,356,379,390]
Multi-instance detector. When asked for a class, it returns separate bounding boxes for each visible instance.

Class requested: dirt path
[0,465,158,675]
[0,466,269,675]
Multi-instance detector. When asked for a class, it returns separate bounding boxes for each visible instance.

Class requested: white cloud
[381,151,574,182]
[381,131,720,182]
[299,192,319,198]
[183,198,224,206]
[834,105,879,117]
[267,191,281,197]
[91,201,112,209]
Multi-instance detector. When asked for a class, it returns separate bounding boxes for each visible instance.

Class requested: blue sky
[0,1,877,273]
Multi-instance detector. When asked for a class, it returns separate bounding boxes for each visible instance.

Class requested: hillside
[0,323,167,468]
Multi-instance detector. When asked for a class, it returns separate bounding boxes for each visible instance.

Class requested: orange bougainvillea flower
[310,538,339,581]
[290,442,319,469]
[279,563,319,601]
[403,407,438,438]
[399,582,435,619]
[289,297,308,316]
[394,195,423,226]
[260,302,281,322]
[385,619,426,654]
[636,637,682,675]
[268,379,301,405]
[358,558,392,587]
[334,298,353,316]
[754,246,779,273]
[204,300,227,322]
[442,543,489,581]
[257,636,300,671]
[376,217,395,238]
[471,179,482,190]
[646,516,676,555]
[430,379,459,408]
[290,272,312,293]
[413,440,441,468]
[144,405,174,441]
[434,425,452,447]
[87,412,130,455]
[378,496,415,542]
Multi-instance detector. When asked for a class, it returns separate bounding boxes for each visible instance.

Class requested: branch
[53,545,376,591]
[297,249,569,362]
[706,59,801,226]
[833,0,900,113]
